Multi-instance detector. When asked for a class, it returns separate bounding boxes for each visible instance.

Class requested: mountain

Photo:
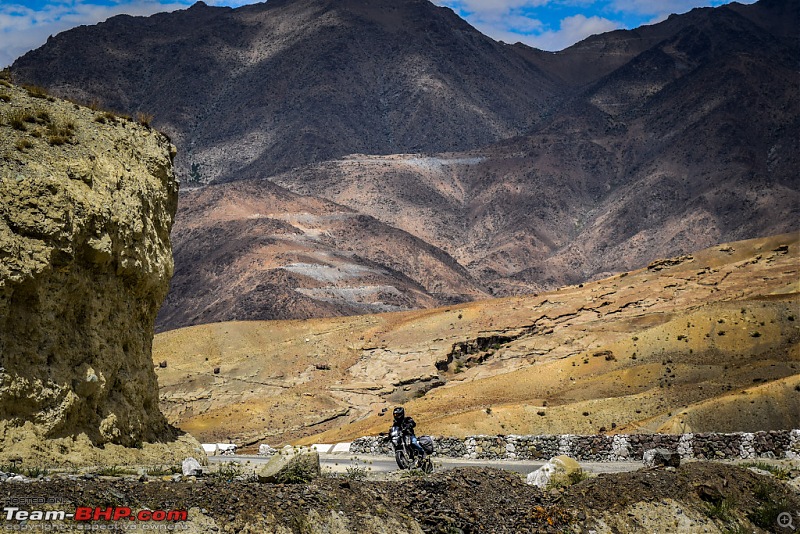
[11,0,557,182]
[272,0,800,294]
[10,0,799,330]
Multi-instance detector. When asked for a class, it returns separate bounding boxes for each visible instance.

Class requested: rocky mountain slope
[10,0,798,328]
[157,177,486,331]
[11,0,556,182]
[152,234,799,446]
[273,0,800,295]
[0,80,200,465]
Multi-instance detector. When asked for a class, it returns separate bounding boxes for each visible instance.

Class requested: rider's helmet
[393,406,405,422]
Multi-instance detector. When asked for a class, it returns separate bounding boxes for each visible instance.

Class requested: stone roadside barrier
[350,429,800,461]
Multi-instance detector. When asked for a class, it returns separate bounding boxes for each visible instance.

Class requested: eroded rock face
[0,81,199,464]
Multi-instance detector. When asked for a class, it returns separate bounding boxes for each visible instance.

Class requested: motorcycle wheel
[395,449,411,469]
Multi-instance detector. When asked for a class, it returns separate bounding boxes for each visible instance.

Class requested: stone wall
[351,430,800,461]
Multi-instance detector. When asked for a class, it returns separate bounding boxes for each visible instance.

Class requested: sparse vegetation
[0,464,50,478]
[748,482,793,529]
[741,462,791,480]
[188,162,202,184]
[135,111,154,127]
[96,465,138,476]
[146,465,181,476]
[0,68,12,85]
[23,85,49,99]
[46,117,76,146]
[8,109,32,130]
[35,108,51,122]
[705,496,736,523]
[209,461,244,482]
[274,461,317,484]
[15,139,33,152]
[94,111,119,124]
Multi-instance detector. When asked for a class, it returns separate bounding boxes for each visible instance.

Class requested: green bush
[274,461,317,484]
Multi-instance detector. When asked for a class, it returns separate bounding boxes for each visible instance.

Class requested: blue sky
[1,0,756,67]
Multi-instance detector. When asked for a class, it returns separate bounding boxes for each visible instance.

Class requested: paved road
[208,453,643,476]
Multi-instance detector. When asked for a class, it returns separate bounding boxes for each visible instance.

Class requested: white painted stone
[526,456,581,488]
[331,442,352,453]
[182,457,202,476]
[258,444,277,457]
[216,443,237,455]
[739,433,756,459]
[787,429,800,460]
[557,434,575,457]
[611,435,631,460]
[678,433,695,459]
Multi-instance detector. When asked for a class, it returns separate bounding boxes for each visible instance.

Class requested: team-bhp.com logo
[5,506,188,522]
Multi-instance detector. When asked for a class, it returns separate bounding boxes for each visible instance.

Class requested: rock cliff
[0,80,201,465]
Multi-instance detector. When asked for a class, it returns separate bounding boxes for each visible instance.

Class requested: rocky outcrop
[0,82,201,465]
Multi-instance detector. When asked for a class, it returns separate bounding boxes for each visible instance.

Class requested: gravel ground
[0,462,798,533]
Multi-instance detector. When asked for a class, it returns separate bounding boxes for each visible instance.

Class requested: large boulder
[0,82,201,465]
[526,455,582,488]
[257,445,321,483]
[182,457,203,476]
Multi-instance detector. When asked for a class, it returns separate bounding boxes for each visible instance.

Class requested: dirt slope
[152,233,799,446]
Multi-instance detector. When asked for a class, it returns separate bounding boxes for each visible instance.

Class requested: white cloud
[436,0,620,51]
[459,11,620,50]
[438,0,553,17]
[0,1,189,67]
[525,13,620,50]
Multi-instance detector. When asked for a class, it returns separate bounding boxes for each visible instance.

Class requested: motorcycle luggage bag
[418,435,435,454]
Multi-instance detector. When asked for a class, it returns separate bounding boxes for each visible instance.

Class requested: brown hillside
[152,233,799,446]
[156,177,487,331]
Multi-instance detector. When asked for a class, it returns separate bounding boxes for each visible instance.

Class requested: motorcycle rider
[392,406,425,456]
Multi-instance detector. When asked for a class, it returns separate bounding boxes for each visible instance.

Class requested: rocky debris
[256,445,321,483]
[526,455,582,488]
[0,83,201,466]
[643,448,681,468]
[0,463,796,532]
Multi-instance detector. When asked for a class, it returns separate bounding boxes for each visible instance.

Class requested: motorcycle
[388,425,434,473]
